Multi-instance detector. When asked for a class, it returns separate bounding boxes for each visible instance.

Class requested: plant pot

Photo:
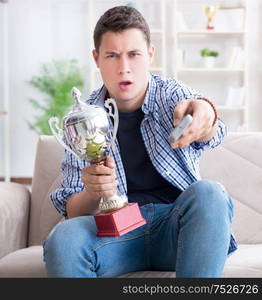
[203,56,216,68]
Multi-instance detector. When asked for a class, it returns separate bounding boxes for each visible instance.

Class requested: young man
[44,6,237,278]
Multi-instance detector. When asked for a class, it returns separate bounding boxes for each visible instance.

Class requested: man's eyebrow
[103,50,119,55]
[104,49,142,54]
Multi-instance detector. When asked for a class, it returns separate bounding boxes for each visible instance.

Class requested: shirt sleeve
[169,79,202,102]
[191,118,227,152]
[49,149,86,217]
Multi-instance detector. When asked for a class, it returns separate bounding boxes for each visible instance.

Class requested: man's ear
[92,49,99,68]
[148,44,155,65]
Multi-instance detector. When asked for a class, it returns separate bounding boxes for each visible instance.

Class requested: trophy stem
[207,19,214,30]
[90,157,106,166]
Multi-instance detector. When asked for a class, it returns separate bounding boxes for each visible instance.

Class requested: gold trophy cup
[204,5,217,30]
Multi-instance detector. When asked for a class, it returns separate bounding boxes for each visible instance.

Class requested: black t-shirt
[117,108,182,206]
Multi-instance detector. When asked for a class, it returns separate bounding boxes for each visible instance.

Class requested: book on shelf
[225,86,245,107]
[227,46,245,69]
[176,48,185,68]
[236,123,247,132]
[176,11,187,31]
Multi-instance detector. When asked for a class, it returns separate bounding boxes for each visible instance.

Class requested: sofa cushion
[39,175,64,245]
[0,244,261,278]
[28,136,64,246]
[120,244,262,278]
[0,182,30,259]
[200,132,262,244]
[0,246,46,278]
[222,244,262,277]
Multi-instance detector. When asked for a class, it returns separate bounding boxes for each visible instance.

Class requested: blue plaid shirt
[51,73,228,216]
[50,73,237,254]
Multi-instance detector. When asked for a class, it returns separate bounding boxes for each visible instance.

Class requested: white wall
[0,0,93,177]
[0,0,262,178]
[247,0,262,131]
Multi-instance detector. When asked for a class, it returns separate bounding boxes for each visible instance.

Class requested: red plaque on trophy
[95,203,146,237]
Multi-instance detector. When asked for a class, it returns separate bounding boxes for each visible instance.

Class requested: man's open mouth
[119,81,132,87]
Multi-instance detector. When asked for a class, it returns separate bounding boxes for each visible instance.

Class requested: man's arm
[66,190,101,218]
[66,156,118,218]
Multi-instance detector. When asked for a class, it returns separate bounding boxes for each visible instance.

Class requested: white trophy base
[99,194,128,213]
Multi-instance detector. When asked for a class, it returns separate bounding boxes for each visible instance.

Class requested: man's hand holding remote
[170,99,217,148]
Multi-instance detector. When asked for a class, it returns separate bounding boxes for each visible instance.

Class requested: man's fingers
[82,164,115,176]
[173,101,191,125]
[82,172,116,184]
[105,156,116,169]
[170,131,193,148]
[85,181,118,192]
[170,123,200,148]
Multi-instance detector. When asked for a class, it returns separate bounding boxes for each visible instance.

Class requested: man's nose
[118,56,131,74]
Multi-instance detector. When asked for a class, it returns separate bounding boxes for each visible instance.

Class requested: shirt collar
[88,72,157,115]
[87,85,107,107]
[141,73,156,115]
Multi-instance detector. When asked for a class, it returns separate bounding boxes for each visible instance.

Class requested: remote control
[169,114,193,143]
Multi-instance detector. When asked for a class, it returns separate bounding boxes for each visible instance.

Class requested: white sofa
[0,132,262,277]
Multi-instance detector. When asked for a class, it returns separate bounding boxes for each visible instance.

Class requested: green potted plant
[26,58,84,135]
[200,48,219,68]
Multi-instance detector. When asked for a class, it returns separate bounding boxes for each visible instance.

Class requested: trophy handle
[48,117,80,160]
[104,98,119,151]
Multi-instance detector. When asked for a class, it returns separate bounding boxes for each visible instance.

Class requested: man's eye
[130,52,139,57]
[106,53,117,58]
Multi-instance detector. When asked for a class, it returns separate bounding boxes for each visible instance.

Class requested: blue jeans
[43,180,235,278]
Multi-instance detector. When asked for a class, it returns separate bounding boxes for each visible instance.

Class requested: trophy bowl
[48,87,146,236]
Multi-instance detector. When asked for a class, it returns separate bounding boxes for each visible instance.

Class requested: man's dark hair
[93,6,151,51]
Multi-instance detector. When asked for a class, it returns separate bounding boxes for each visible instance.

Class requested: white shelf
[177,68,244,73]
[177,30,245,36]
[219,5,246,10]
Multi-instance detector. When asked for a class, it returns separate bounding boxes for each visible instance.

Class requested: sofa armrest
[0,182,31,259]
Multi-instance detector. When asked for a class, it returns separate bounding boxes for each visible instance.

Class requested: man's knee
[43,216,95,255]
[190,180,233,217]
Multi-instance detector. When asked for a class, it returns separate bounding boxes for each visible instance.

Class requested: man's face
[93,28,154,112]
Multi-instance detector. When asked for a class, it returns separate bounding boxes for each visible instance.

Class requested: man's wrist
[196,121,218,143]
[197,97,218,126]
[83,186,100,202]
